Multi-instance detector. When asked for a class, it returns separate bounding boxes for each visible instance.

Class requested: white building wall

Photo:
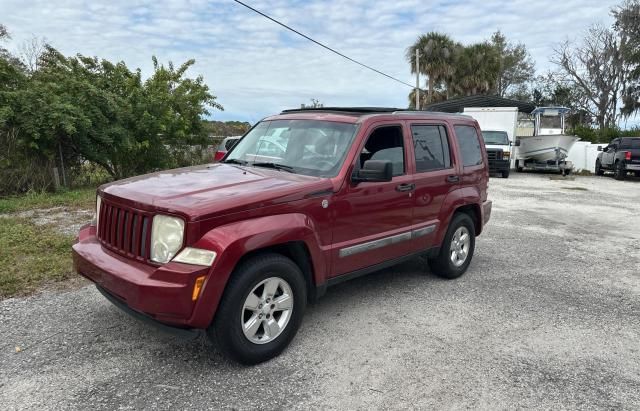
[566,142,602,173]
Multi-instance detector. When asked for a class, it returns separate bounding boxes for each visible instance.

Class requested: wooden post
[52,167,61,191]
[58,143,67,187]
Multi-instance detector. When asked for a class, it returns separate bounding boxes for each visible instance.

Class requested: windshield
[225,120,358,177]
[482,131,509,145]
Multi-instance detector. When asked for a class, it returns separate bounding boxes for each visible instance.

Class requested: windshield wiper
[252,162,295,173]
[224,158,248,165]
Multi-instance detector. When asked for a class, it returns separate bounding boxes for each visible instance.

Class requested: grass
[0,188,96,214]
[0,216,76,298]
[0,187,97,298]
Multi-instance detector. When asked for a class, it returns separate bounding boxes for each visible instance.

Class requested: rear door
[407,122,459,249]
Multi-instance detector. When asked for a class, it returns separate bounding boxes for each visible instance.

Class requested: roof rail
[281,107,400,114]
[391,110,471,118]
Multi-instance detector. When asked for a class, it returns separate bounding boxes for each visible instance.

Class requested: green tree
[449,42,500,96]
[613,0,640,117]
[491,31,535,98]
[406,32,457,104]
[1,26,224,192]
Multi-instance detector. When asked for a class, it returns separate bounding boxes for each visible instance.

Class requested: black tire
[595,160,604,176]
[501,169,510,178]
[428,213,476,279]
[515,160,523,172]
[614,161,626,180]
[208,253,307,365]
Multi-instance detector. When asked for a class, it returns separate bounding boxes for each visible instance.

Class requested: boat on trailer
[515,107,580,175]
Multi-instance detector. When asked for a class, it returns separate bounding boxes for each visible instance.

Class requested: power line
[231,0,414,88]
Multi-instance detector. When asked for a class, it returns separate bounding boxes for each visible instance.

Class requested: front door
[330,124,414,276]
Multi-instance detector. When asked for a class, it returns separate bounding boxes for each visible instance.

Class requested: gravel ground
[1,173,639,410]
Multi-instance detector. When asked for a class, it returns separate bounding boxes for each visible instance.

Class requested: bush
[570,125,640,144]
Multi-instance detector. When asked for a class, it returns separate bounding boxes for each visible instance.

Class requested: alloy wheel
[450,226,470,267]
[241,277,293,344]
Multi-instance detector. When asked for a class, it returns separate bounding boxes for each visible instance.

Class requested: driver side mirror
[597,146,603,152]
[352,160,393,183]
[513,140,521,147]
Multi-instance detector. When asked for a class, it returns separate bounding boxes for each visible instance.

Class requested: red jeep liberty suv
[73,107,492,364]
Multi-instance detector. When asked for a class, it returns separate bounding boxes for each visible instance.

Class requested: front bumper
[73,225,210,328]
[488,159,510,173]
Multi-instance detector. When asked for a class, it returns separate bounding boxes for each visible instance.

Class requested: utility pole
[415,49,420,111]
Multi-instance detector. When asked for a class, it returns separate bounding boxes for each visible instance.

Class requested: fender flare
[187,213,327,328]
[436,188,483,243]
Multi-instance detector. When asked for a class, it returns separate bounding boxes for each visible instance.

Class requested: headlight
[150,215,185,263]
[94,196,102,229]
[173,247,217,266]
[503,151,510,158]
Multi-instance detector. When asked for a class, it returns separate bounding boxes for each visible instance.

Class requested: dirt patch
[1,206,93,236]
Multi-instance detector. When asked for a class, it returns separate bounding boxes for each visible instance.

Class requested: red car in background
[213,136,242,161]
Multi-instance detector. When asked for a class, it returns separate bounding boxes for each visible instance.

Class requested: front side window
[358,125,405,177]
[225,120,358,177]
[454,125,483,167]
[411,125,451,172]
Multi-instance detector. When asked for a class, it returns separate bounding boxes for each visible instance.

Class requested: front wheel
[428,213,476,279]
[501,169,510,178]
[208,253,307,365]
[595,160,604,176]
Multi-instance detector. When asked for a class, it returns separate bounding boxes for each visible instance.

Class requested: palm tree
[449,42,500,96]
[406,32,458,104]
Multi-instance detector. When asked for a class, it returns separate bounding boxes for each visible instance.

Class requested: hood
[100,163,333,220]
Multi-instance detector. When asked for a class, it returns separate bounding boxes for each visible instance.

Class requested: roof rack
[279,107,472,120]
[281,107,402,114]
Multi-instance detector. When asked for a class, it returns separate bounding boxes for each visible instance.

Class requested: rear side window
[620,138,640,149]
[411,125,451,172]
[454,125,483,167]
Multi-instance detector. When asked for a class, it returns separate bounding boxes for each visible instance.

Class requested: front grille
[486,149,502,161]
[97,200,151,260]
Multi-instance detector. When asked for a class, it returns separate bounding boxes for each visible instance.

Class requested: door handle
[446,175,460,183]
[396,183,415,192]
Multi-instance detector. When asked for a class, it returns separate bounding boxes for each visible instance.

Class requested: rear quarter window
[620,138,640,149]
[454,125,483,167]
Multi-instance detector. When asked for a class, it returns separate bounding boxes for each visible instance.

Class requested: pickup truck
[73,107,492,364]
[596,137,640,180]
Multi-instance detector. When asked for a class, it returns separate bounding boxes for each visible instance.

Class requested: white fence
[566,142,602,173]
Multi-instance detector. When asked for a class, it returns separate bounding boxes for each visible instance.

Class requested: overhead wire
[231,0,414,88]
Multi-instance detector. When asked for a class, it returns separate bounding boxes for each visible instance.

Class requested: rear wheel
[208,253,306,365]
[614,161,626,180]
[428,213,475,279]
[595,160,604,176]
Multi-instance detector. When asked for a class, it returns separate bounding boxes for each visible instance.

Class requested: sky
[0,0,623,123]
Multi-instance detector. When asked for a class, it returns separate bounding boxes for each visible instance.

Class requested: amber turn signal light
[192,276,206,301]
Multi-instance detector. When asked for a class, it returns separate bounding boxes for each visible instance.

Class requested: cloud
[0,0,619,121]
